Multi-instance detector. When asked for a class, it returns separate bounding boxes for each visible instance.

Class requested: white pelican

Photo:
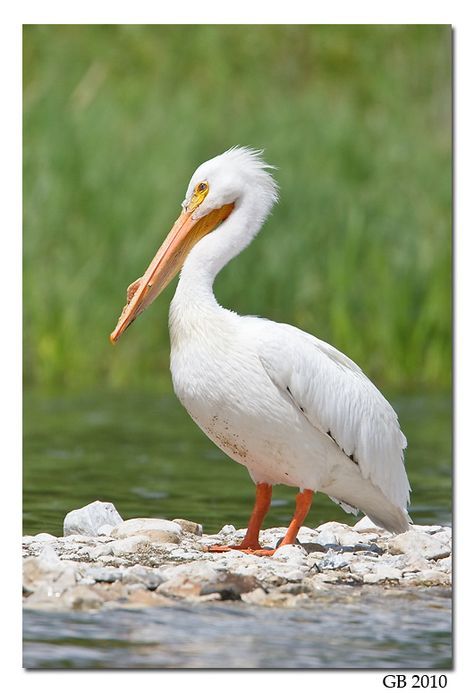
[111,147,410,555]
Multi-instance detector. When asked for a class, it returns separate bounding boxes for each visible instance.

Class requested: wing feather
[255,321,410,510]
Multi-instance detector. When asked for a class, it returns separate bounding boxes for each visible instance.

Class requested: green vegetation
[23,25,451,392]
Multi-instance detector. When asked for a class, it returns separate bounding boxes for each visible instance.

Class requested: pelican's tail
[324,477,411,534]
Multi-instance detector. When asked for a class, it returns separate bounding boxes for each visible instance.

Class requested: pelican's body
[170,278,409,533]
[111,147,410,550]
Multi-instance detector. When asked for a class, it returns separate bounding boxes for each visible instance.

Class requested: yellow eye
[188,181,209,212]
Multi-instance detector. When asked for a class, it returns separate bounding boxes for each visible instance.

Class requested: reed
[23,25,451,392]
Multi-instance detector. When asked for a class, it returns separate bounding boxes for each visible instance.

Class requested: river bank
[23,501,451,612]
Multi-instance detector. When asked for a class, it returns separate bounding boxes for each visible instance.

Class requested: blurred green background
[23,25,451,394]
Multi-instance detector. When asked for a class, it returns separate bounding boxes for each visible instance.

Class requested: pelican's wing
[255,320,410,510]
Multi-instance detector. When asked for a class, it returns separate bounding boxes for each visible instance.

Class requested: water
[23,391,451,535]
[23,391,452,669]
[23,589,451,669]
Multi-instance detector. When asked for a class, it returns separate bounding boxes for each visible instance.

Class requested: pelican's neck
[172,191,268,314]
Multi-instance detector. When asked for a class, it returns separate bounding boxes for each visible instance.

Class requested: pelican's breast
[168,306,330,488]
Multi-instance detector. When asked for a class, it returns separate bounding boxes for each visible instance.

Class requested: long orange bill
[110,203,234,343]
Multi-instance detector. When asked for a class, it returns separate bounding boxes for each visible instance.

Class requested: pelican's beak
[110,203,234,343]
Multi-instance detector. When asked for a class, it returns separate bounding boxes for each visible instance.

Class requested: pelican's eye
[188,181,209,212]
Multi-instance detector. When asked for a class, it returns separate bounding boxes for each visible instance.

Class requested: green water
[23,391,451,536]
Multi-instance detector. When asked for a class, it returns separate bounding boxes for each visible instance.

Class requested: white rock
[172,519,203,536]
[85,567,123,583]
[316,531,339,546]
[122,566,163,589]
[87,544,113,560]
[213,554,262,574]
[37,545,62,569]
[25,585,55,606]
[160,560,220,583]
[97,524,115,536]
[110,518,182,544]
[162,542,185,552]
[61,534,95,543]
[412,524,443,534]
[273,544,308,564]
[50,566,77,594]
[63,501,123,537]
[199,535,222,546]
[353,516,382,532]
[315,521,350,543]
[418,569,450,583]
[436,556,452,573]
[387,531,450,560]
[109,536,151,556]
[435,529,452,547]
[33,532,57,543]
[296,527,320,543]
[77,576,96,586]
[220,524,237,534]
[61,585,105,610]
[241,587,268,605]
[354,532,381,544]
[97,555,128,566]
[23,547,75,596]
[316,521,369,546]
[271,564,306,581]
[157,561,221,596]
[170,548,203,560]
[337,529,372,547]
[363,566,402,583]
[348,557,380,576]
[380,552,428,573]
[317,551,349,571]
[316,521,347,533]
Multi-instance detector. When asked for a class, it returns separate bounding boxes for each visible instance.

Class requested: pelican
[110,147,410,555]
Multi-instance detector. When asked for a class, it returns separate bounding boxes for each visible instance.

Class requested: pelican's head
[110,147,277,343]
[183,147,278,220]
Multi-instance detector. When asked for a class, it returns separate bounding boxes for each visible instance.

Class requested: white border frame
[4,2,471,688]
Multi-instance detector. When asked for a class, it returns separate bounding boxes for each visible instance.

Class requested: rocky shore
[23,501,452,612]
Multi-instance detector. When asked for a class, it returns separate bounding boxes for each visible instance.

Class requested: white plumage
[112,146,411,548]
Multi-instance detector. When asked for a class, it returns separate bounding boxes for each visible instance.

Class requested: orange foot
[208,543,262,554]
[253,548,277,556]
[208,544,280,556]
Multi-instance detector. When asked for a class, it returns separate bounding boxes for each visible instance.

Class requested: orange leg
[209,483,272,552]
[254,488,314,556]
